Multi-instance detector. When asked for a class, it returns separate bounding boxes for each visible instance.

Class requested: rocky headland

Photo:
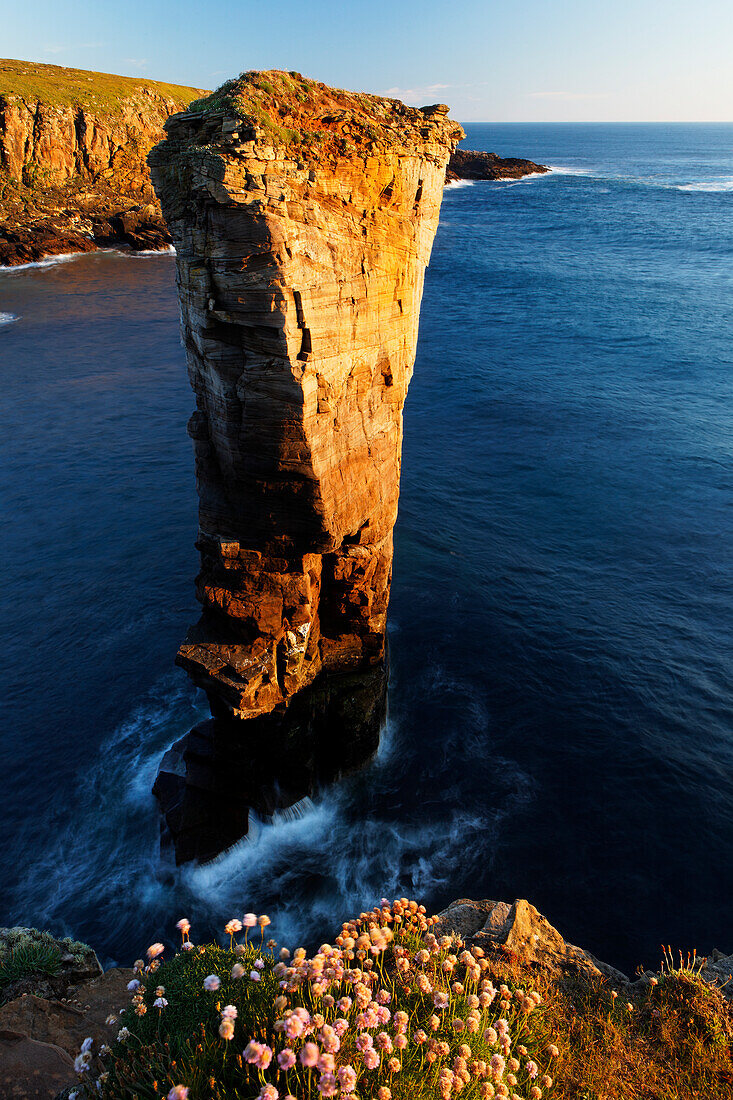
[0,59,206,265]
[446,147,549,183]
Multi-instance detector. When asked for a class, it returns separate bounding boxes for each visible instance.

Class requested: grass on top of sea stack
[66,900,733,1100]
[184,69,462,159]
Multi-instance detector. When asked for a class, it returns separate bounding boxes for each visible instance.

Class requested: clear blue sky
[5,0,733,122]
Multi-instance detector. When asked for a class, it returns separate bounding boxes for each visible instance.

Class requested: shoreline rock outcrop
[0,59,206,265]
[446,147,549,183]
[149,72,462,740]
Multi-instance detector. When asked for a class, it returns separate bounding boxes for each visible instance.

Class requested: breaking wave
[0,251,91,273]
[675,179,733,192]
[0,311,18,325]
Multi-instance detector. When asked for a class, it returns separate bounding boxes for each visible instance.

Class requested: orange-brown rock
[0,59,206,264]
[149,71,463,720]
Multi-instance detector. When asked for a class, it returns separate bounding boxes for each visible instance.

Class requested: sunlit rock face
[150,71,462,723]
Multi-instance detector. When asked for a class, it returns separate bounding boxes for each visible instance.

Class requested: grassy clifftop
[0,58,207,111]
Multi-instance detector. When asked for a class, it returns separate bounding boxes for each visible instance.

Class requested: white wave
[676,179,733,192]
[444,179,475,190]
[0,311,18,325]
[0,250,89,273]
[0,244,176,273]
[547,164,594,176]
[120,245,177,257]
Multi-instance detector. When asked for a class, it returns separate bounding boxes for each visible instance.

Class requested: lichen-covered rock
[149,71,463,721]
[435,898,631,986]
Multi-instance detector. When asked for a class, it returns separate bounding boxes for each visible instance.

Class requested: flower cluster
[73,900,558,1100]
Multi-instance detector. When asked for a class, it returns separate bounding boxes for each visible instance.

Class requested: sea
[1,123,732,977]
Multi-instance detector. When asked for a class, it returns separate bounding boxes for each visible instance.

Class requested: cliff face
[150,71,463,725]
[0,60,206,263]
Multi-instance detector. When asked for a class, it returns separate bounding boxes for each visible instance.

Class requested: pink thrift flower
[300,1042,319,1067]
[278,1048,296,1070]
[284,1015,305,1040]
[147,943,164,959]
[203,975,221,992]
[317,1053,335,1074]
[363,1048,380,1069]
[168,1089,189,1100]
[338,1064,358,1093]
[243,913,257,927]
[317,1072,338,1097]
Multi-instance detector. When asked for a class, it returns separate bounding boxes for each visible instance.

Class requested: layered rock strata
[150,71,462,730]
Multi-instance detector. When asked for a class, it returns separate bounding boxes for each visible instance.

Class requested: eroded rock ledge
[149,71,463,729]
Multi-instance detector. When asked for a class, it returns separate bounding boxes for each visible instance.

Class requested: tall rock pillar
[150,71,462,727]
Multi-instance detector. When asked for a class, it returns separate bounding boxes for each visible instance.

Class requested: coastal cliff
[150,71,462,724]
[0,60,205,263]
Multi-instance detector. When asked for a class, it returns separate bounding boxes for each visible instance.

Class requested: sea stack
[149,72,462,731]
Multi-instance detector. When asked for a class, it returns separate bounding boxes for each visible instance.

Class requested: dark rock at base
[154,661,387,864]
[0,225,97,266]
[0,204,171,266]
[446,148,549,183]
[93,206,172,251]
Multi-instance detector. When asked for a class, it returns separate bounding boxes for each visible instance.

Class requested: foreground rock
[446,147,549,183]
[435,898,632,986]
[0,1032,74,1100]
[0,968,131,1057]
[0,59,206,265]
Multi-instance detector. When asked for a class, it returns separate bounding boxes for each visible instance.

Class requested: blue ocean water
[1,124,732,975]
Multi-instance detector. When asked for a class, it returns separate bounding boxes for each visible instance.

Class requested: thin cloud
[125,59,149,71]
[382,82,453,100]
[527,91,610,100]
[43,42,105,54]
